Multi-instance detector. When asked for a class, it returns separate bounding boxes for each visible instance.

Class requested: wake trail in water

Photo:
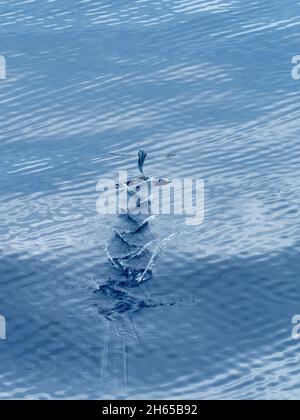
[97,150,179,395]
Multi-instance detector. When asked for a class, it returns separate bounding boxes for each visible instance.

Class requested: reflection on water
[1,0,300,400]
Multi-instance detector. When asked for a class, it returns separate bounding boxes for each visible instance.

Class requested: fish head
[153,178,171,187]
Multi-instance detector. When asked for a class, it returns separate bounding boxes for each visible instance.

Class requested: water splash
[136,233,178,284]
[138,150,147,175]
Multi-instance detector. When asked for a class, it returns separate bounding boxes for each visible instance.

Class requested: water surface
[1,0,300,400]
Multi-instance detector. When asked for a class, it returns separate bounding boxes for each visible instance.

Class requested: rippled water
[1,0,300,400]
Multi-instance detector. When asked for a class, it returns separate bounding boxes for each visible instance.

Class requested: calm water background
[1,0,300,400]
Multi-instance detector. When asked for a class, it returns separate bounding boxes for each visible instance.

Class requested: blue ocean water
[1,0,300,400]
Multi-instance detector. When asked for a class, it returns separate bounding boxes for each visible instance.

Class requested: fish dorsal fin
[138,150,147,174]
